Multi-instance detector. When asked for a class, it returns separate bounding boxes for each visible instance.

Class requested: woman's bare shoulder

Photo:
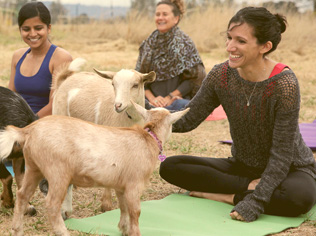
[50,46,72,72]
[54,47,72,62]
[51,46,73,70]
[12,47,29,61]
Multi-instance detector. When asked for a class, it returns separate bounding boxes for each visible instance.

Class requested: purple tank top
[15,44,57,114]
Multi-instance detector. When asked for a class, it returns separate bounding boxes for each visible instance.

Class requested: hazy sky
[59,0,131,7]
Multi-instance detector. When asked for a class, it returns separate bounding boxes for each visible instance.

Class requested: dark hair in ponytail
[228,7,287,56]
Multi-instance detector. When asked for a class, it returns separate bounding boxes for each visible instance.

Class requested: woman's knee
[280,192,315,216]
[291,183,316,215]
[268,172,316,216]
[166,99,189,110]
[159,156,178,179]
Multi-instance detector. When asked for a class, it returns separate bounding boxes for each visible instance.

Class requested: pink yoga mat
[206,105,227,121]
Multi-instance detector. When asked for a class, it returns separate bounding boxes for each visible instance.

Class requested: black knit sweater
[172,61,316,222]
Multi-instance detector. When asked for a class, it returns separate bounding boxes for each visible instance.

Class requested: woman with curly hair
[136,0,206,110]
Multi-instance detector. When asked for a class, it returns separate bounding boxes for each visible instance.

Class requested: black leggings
[160,155,316,217]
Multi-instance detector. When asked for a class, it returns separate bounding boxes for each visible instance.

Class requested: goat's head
[131,101,190,144]
[94,69,156,113]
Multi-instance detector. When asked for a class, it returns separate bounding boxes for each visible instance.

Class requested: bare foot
[248,178,261,190]
[189,191,234,205]
[230,211,246,222]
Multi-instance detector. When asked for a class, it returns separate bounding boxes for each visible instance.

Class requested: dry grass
[0,4,316,235]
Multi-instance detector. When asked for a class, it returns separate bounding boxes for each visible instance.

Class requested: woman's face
[20,16,51,49]
[155,4,179,33]
[226,22,265,69]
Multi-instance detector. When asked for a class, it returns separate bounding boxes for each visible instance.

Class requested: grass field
[0,3,316,235]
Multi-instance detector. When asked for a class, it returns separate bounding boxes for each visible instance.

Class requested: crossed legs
[160,155,316,220]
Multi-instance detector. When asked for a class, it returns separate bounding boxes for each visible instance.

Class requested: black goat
[0,86,38,214]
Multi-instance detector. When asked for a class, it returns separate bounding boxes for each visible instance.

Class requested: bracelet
[168,93,174,99]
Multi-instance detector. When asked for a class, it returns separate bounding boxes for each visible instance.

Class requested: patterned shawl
[136,26,203,82]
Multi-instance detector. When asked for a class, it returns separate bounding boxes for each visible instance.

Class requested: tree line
[2,0,316,25]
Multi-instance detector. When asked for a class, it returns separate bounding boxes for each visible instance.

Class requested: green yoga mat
[66,194,316,236]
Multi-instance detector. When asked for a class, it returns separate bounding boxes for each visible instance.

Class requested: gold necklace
[241,81,258,106]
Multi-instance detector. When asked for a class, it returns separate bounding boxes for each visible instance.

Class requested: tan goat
[0,102,189,236]
[52,58,156,216]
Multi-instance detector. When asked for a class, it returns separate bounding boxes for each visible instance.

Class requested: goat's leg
[12,169,41,236]
[12,159,24,189]
[45,180,70,236]
[115,190,129,236]
[61,184,73,220]
[100,188,113,212]
[0,174,14,208]
[125,187,142,236]
[12,158,36,216]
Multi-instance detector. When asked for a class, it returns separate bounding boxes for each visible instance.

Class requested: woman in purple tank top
[8,1,72,118]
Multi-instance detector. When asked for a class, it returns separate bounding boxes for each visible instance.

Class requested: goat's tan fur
[52,59,156,214]
[0,103,189,236]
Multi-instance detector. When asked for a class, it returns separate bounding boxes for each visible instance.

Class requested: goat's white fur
[68,58,86,72]
[0,103,189,236]
[52,58,156,216]
[0,129,23,158]
[53,58,156,127]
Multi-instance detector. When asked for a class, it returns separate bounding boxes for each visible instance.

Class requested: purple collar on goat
[145,128,166,162]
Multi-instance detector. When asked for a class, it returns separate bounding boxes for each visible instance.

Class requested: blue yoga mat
[4,161,14,177]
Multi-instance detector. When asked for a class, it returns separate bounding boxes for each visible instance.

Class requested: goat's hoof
[100,204,112,212]
[25,205,36,216]
[62,211,69,221]
[1,194,14,208]
[39,178,49,196]
[1,200,14,208]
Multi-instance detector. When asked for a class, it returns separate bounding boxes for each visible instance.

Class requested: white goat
[0,103,189,236]
[53,58,156,127]
[52,58,156,215]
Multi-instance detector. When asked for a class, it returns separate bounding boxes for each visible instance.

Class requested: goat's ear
[142,71,156,84]
[131,100,148,120]
[93,68,116,80]
[169,108,190,124]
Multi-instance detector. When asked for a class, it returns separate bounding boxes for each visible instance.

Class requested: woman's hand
[165,95,182,106]
[152,96,166,107]
[230,211,246,222]
[151,95,182,107]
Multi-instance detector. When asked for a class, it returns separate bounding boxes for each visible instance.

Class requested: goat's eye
[132,84,138,89]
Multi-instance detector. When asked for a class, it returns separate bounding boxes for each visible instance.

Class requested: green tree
[49,0,67,23]
[186,0,198,9]
[15,0,29,10]
[130,0,156,14]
